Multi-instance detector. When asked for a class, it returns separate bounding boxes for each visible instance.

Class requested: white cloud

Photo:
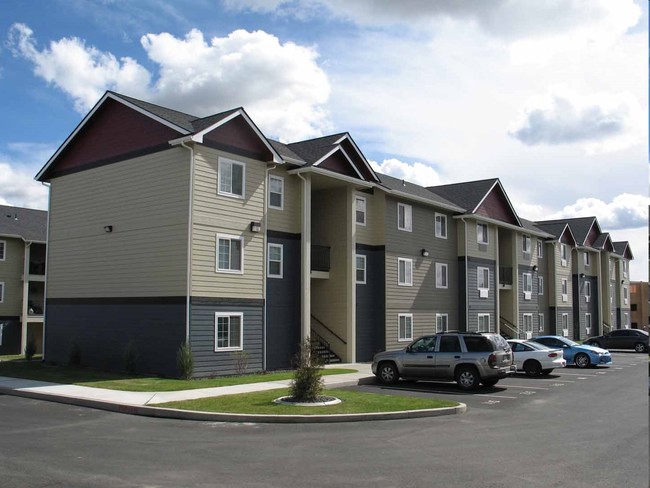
[0,161,48,210]
[370,158,444,187]
[7,24,331,141]
[550,194,650,230]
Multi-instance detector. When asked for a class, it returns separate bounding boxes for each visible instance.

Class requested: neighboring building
[0,205,47,355]
[629,281,648,330]
[35,91,634,376]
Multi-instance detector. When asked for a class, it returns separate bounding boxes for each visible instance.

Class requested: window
[522,235,531,256]
[583,252,590,267]
[477,223,489,245]
[436,313,448,333]
[631,304,638,311]
[355,196,367,225]
[538,313,545,332]
[585,281,591,302]
[215,312,243,351]
[478,313,490,332]
[623,286,628,305]
[268,175,284,210]
[218,157,245,198]
[560,244,568,266]
[435,263,448,289]
[439,335,461,352]
[477,267,489,298]
[538,276,544,295]
[435,213,447,239]
[397,203,412,232]
[216,234,243,273]
[0,240,5,261]
[0,282,3,303]
[561,278,568,302]
[523,314,533,337]
[398,258,413,286]
[356,254,367,284]
[622,260,628,278]
[523,273,532,300]
[267,243,283,278]
[561,313,569,336]
[537,240,543,259]
[623,312,629,328]
[585,313,592,336]
[398,313,413,341]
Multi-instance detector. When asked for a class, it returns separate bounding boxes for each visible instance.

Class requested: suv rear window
[463,335,494,352]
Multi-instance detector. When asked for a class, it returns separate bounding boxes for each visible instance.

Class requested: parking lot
[351,351,647,411]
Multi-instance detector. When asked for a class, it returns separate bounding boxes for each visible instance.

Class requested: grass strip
[157,388,458,415]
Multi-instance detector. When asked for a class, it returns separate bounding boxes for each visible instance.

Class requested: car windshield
[561,338,579,347]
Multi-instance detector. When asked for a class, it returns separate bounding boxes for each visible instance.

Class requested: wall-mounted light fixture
[250,221,261,233]
[104,225,113,233]
[421,249,429,257]
[532,265,538,272]
[579,273,585,279]
[621,280,625,284]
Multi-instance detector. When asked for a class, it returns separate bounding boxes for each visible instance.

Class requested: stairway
[310,336,342,365]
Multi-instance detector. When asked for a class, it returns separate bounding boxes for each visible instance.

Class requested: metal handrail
[602,322,612,333]
[500,316,519,338]
[310,330,332,365]
[310,314,347,345]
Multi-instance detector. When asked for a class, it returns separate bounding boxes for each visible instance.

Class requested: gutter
[460,217,469,330]
[41,181,51,362]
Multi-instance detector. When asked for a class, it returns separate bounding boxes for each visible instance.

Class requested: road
[0,352,647,487]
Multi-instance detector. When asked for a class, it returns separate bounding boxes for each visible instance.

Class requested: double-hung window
[583,252,590,267]
[217,234,243,273]
[523,314,533,338]
[0,240,5,261]
[398,258,413,286]
[268,175,284,209]
[435,213,447,239]
[398,313,413,342]
[215,312,243,351]
[218,157,245,198]
[435,263,448,289]
[477,223,489,245]
[538,313,545,333]
[561,314,569,336]
[522,235,531,256]
[0,282,4,303]
[537,240,543,259]
[523,273,532,300]
[585,313,592,336]
[560,244,568,267]
[397,203,412,232]
[267,243,283,278]
[623,286,628,305]
[477,267,489,298]
[356,254,367,284]
[478,313,490,332]
[436,313,448,333]
[355,196,367,226]
[584,281,591,302]
[538,276,544,295]
[561,278,568,302]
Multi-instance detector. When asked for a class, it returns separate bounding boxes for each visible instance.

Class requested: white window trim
[585,313,592,336]
[356,254,367,284]
[217,157,246,199]
[478,313,490,332]
[538,276,544,296]
[214,312,244,352]
[268,174,284,210]
[584,281,591,302]
[623,286,628,305]
[435,213,447,239]
[267,243,283,279]
[435,262,448,289]
[583,251,590,267]
[560,244,567,267]
[523,272,532,300]
[523,313,533,338]
[477,267,489,298]
[538,313,545,332]
[522,235,531,255]
[355,196,367,226]
[216,233,244,274]
[397,203,412,232]
[397,257,413,286]
[398,313,413,342]
[561,278,568,302]
[624,312,630,328]
[537,240,543,259]
[436,313,449,333]
[0,282,4,303]
[477,223,489,245]
[0,240,5,261]
[561,313,569,336]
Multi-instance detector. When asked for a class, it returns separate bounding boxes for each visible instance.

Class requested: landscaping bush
[233,351,250,376]
[68,340,82,367]
[124,339,138,374]
[289,339,324,402]
[24,335,37,361]
[177,341,194,380]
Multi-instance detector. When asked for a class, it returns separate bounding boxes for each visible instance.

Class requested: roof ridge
[107,91,200,121]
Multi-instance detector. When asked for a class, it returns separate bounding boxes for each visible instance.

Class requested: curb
[0,385,467,423]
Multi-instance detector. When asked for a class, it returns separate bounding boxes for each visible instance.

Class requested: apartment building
[35,91,633,377]
[0,205,47,355]
[629,281,649,330]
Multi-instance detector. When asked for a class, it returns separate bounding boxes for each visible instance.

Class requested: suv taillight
[488,353,497,367]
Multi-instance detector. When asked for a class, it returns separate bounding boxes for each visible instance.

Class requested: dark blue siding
[356,245,385,361]
[0,318,21,355]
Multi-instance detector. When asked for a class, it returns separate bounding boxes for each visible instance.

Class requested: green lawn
[0,358,356,392]
[157,388,459,415]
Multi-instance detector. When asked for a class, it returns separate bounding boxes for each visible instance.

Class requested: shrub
[233,350,250,376]
[24,335,37,361]
[68,340,82,367]
[289,339,324,402]
[124,339,138,374]
[177,341,194,380]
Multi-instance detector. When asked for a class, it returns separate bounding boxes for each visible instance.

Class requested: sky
[0,0,647,279]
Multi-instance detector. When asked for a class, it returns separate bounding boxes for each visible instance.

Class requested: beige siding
[191,146,266,299]
[267,166,301,235]
[0,238,25,315]
[355,191,385,246]
[464,219,497,260]
[384,310,440,351]
[551,242,572,307]
[47,148,190,298]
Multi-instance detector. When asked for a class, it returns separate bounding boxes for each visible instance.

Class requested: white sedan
[507,339,567,377]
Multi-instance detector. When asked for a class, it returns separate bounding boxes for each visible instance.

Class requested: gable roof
[0,205,48,242]
[534,221,578,246]
[593,232,615,252]
[613,241,634,259]
[378,173,465,212]
[535,217,600,246]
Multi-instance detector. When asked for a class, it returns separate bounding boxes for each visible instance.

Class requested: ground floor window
[215,312,243,351]
[436,313,448,333]
[538,313,544,333]
[398,313,413,342]
[561,313,569,336]
[523,313,533,338]
[585,313,592,336]
[478,313,490,332]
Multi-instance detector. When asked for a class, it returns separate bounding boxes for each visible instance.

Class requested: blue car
[531,336,612,369]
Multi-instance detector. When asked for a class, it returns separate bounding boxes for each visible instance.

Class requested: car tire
[481,378,499,387]
[523,359,542,377]
[575,353,590,368]
[541,369,553,376]
[377,362,399,385]
[455,366,480,391]
[634,343,647,353]
[591,341,601,348]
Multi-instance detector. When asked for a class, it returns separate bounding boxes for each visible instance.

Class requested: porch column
[346,187,356,362]
[300,174,312,342]
[20,242,30,354]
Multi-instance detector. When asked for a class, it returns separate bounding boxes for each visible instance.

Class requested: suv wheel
[456,366,480,391]
[377,362,399,385]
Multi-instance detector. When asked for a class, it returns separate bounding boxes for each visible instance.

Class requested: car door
[433,335,463,380]
[607,330,627,348]
[401,336,438,379]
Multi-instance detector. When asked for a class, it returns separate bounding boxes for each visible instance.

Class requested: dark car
[585,329,648,353]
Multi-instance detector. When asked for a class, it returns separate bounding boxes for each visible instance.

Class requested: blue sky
[1,0,647,278]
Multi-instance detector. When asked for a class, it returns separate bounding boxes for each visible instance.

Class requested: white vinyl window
[585,313,592,336]
[523,314,533,338]
[561,278,568,302]
[477,223,489,245]
[355,196,367,226]
[356,254,367,284]
[622,260,628,279]
[435,263,448,289]
[478,313,490,332]
[436,313,449,333]
[398,313,413,342]
[218,157,245,198]
[560,244,568,267]
[215,312,243,351]
[523,273,532,300]
[0,240,5,261]
[538,276,544,295]
[584,281,591,302]
[435,213,447,239]
[398,258,413,286]
[268,175,284,210]
[0,282,4,303]
[397,203,412,232]
[522,235,531,256]
[583,252,590,267]
[537,240,543,259]
[538,313,545,333]
[216,234,244,273]
[477,267,489,298]
[623,286,628,305]
[267,243,283,278]
[624,312,630,328]
[561,313,569,336]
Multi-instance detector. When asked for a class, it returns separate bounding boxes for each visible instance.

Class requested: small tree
[124,339,138,375]
[289,339,324,402]
[233,350,250,376]
[24,334,37,361]
[176,341,194,380]
[68,340,82,367]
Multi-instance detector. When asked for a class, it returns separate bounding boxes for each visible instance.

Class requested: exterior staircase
[310,334,342,365]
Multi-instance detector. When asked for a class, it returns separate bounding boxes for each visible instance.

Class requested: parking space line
[538,378,575,382]
[475,393,518,399]
[556,372,601,377]
[502,384,549,390]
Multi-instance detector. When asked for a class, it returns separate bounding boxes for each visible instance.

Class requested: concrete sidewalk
[0,363,466,423]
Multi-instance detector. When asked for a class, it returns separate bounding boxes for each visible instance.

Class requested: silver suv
[371,332,516,390]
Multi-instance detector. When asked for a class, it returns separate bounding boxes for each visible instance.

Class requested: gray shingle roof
[427,179,499,212]
[593,232,611,249]
[108,91,198,132]
[536,217,597,245]
[287,133,348,165]
[268,140,306,165]
[378,173,465,211]
[533,221,569,239]
[613,241,632,257]
[519,218,554,237]
[0,205,47,242]
[190,109,242,133]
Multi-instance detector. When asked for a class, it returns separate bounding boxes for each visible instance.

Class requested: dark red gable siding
[584,223,599,247]
[474,185,519,225]
[318,150,359,178]
[202,115,273,162]
[339,138,375,181]
[44,98,183,179]
[560,229,576,246]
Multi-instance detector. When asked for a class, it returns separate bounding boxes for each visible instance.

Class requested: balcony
[311,245,330,279]
[499,266,513,289]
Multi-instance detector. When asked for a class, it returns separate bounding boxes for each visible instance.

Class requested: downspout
[180,142,194,345]
[460,217,469,331]
[263,164,277,371]
[596,249,603,336]
[296,172,311,343]
[41,181,51,361]
[21,241,31,355]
